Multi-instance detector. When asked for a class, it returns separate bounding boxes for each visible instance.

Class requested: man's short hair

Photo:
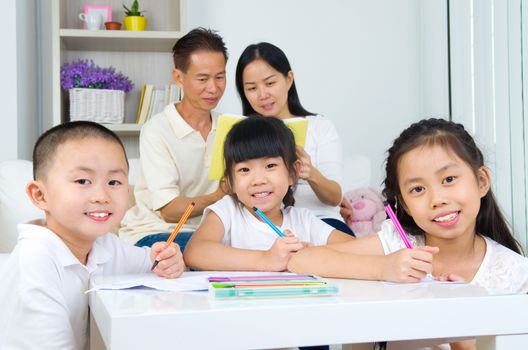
[33,121,128,180]
[172,27,228,72]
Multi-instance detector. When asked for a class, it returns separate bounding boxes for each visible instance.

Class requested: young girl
[183,116,357,271]
[289,118,528,290]
[235,42,353,235]
[288,118,528,349]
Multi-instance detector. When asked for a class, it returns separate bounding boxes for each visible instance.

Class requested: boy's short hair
[33,121,128,180]
[172,27,228,72]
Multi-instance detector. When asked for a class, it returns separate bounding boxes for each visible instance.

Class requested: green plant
[123,0,144,17]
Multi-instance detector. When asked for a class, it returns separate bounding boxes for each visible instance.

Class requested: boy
[0,121,184,349]
[119,27,229,251]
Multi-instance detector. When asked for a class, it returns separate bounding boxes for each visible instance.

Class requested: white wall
[0,0,19,161]
[0,0,38,162]
[186,0,449,186]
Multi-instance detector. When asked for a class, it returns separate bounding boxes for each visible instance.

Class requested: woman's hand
[150,242,186,278]
[339,197,353,224]
[296,146,314,180]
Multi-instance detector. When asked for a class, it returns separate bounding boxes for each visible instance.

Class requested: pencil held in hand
[383,200,413,249]
[252,206,285,237]
[151,202,195,271]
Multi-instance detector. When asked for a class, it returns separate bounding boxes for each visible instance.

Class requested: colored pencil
[151,201,195,270]
[383,200,413,249]
[252,207,285,237]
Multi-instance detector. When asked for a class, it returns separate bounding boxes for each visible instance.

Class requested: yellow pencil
[151,202,195,271]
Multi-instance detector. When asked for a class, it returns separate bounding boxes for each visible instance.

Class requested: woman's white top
[294,115,344,220]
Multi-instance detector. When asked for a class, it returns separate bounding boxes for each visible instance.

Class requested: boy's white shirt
[0,224,151,350]
[204,195,333,249]
[377,219,528,293]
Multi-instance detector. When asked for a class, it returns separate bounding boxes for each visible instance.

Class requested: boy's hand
[150,242,185,279]
[381,246,439,283]
[263,229,305,271]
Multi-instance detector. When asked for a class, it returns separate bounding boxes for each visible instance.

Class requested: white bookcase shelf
[104,123,143,136]
[60,29,184,52]
[44,0,186,157]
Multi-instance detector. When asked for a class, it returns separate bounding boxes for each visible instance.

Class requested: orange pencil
[151,201,195,271]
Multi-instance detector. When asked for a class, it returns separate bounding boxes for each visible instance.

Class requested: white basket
[69,88,125,124]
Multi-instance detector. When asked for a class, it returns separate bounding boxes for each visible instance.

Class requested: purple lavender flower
[60,59,133,93]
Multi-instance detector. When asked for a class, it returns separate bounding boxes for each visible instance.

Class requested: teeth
[88,212,109,218]
[253,192,270,198]
[434,212,457,222]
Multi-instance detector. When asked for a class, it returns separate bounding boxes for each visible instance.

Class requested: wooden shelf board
[102,123,142,135]
[60,29,183,52]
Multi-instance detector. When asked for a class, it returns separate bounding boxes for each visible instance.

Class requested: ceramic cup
[79,12,102,30]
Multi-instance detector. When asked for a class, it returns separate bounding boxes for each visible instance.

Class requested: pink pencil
[383,200,413,249]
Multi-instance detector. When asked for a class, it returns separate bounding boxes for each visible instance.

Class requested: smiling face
[230,156,294,220]
[242,59,293,119]
[35,137,130,245]
[173,50,227,113]
[397,144,490,244]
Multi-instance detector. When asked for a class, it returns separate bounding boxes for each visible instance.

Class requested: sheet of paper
[87,271,303,293]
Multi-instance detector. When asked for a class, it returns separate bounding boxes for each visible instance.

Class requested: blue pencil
[252,207,285,237]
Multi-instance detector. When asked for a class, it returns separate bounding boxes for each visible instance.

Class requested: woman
[235,42,353,236]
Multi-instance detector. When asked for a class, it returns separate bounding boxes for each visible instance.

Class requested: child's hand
[435,272,466,283]
[381,246,439,283]
[150,242,185,279]
[264,229,305,271]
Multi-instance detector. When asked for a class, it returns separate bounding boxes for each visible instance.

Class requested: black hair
[33,121,128,180]
[172,27,228,72]
[235,42,315,117]
[223,116,298,207]
[383,118,521,254]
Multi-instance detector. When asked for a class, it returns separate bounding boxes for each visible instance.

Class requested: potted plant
[60,59,133,124]
[123,0,146,31]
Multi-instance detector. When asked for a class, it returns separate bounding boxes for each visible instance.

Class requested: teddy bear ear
[368,186,384,200]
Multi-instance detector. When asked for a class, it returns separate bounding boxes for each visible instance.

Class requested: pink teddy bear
[343,187,387,238]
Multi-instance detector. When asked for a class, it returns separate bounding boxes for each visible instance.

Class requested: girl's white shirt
[204,195,334,249]
[377,219,528,293]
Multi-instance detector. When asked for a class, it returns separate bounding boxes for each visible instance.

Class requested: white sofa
[0,155,369,265]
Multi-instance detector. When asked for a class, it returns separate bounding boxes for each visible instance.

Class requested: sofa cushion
[0,160,43,253]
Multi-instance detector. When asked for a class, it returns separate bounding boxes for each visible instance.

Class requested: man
[119,27,228,251]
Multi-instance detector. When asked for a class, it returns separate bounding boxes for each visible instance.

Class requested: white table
[89,272,528,349]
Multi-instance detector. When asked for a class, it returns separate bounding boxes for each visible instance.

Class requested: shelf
[103,123,142,136]
[60,29,184,52]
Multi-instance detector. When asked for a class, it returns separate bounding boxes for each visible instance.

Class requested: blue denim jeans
[134,231,193,254]
[322,218,355,237]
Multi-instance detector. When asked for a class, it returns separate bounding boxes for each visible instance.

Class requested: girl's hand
[381,246,439,282]
[435,272,466,283]
[296,146,314,181]
[264,229,305,271]
[150,242,186,279]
